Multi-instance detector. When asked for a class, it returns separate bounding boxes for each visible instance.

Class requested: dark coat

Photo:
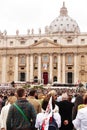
[55,100,74,130]
[6,99,36,130]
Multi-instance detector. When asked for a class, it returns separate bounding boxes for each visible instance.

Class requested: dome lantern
[60,2,68,16]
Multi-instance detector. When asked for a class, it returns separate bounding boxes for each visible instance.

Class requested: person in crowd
[5,92,17,105]
[0,94,3,113]
[72,92,87,130]
[38,93,45,105]
[0,114,1,130]
[71,94,78,103]
[2,95,8,107]
[48,90,58,101]
[1,95,17,130]
[47,90,59,112]
[72,105,87,130]
[72,94,83,120]
[27,89,41,114]
[35,96,61,129]
[6,88,36,130]
[55,92,74,130]
[78,92,87,109]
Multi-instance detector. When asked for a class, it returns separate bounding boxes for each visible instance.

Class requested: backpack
[48,115,59,130]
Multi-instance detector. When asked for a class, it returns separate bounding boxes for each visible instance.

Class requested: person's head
[16,88,26,98]
[74,95,83,107]
[62,92,68,101]
[48,90,57,100]
[83,92,87,104]
[10,92,15,96]
[3,95,8,100]
[8,96,17,104]
[29,89,38,99]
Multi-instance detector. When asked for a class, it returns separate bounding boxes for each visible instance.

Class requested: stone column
[49,54,53,83]
[38,54,41,83]
[14,54,18,81]
[62,54,65,83]
[57,54,61,83]
[26,54,29,81]
[74,53,78,83]
[29,54,33,82]
[2,55,6,83]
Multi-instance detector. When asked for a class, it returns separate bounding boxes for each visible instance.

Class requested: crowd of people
[0,86,87,130]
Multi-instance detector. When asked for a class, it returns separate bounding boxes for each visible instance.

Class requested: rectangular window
[21,41,25,44]
[68,55,72,64]
[81,39,85,44]
[20,72,26,81]
[68,67,72,69]
[34,40,38,43]
[42,55,48,62]
[67,39,72,43]
[10,41,13,45]
[54,40,57,43]
[34,64,38,69]
[20,56,26,64]
[53,64,57,69]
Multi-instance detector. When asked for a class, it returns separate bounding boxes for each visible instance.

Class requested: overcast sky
[0,0,87,35]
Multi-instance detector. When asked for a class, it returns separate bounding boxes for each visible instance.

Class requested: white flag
[41,96,52,130]
[46,96,52,116]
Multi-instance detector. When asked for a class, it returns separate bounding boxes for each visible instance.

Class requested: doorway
[67,72,72,83]
[20,72,25,81]
[43,72,48,84]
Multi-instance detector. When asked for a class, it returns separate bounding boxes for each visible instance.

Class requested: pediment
[30,38,60,48]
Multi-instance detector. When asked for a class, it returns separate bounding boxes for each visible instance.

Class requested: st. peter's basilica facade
[0,2,87,85]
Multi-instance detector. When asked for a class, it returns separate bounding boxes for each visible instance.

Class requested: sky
[0,0,87,35]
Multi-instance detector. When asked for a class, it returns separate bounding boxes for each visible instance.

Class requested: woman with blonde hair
[0,94,17,130]
[47,90,59,112]
[35,95,61,130]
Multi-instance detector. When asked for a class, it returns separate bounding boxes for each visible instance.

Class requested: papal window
[20,55,25,64]
[68,55,72,64]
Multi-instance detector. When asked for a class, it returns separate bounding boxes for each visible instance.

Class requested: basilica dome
[45,2,80,34]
